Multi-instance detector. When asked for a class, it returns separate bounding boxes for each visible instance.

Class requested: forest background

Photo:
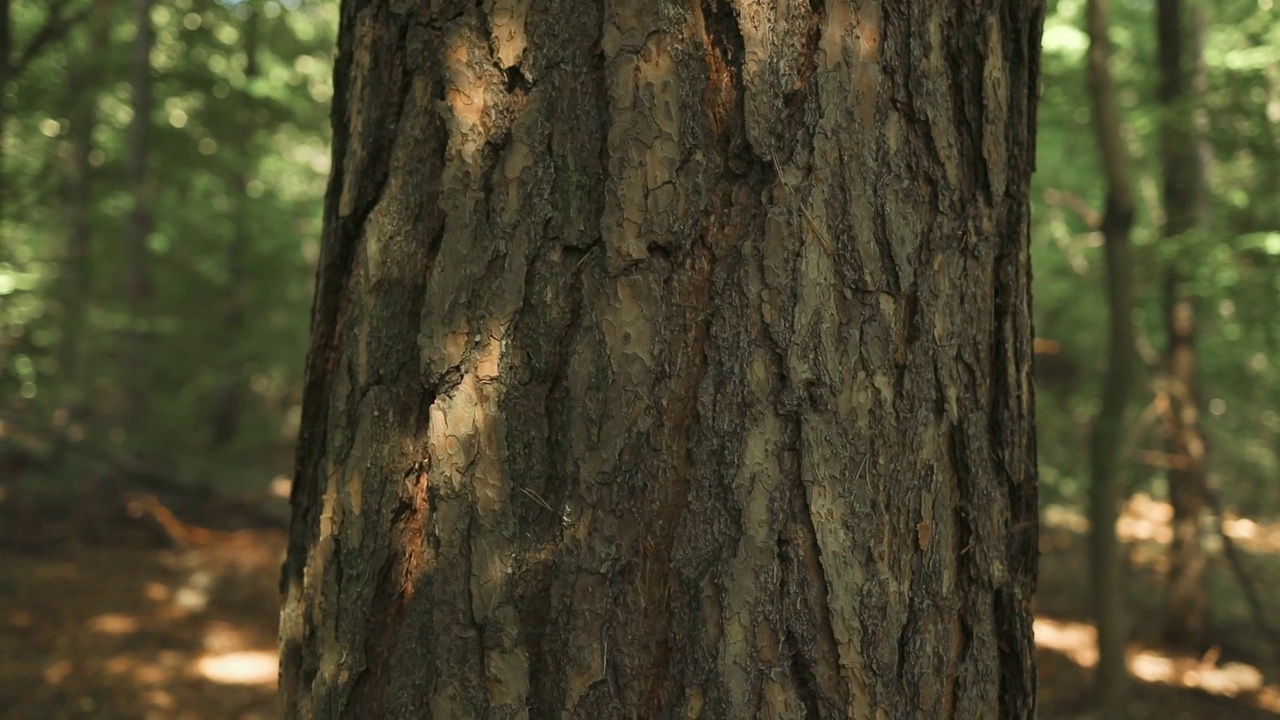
[1,0,1279,717]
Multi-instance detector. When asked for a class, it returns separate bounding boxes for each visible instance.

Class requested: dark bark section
[1155,0,1211,650]
[281,3,1044,718]
[1084,0,1137,714]
[992,8,1044,718]
[280,1,432,716]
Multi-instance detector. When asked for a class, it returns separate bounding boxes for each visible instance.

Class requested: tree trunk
[1156,0,1211,649]
[0,0,10,216]
[62,1,111,408]
[122,0,155,434]
[209,2,261,451]
[1084,0,1137,714]
[279,3,1044,718]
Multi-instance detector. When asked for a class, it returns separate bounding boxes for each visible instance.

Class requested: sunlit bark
[280,3,1044,717]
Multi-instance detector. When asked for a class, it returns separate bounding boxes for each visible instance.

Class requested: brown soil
[0,488,1276,718]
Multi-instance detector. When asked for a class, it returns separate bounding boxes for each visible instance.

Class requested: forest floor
[0,486,1277,719]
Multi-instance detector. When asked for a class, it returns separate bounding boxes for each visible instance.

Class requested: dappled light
[1037,493,1280,717]
[1036,617,1280,718]
[0,488,286,717]
[2,0,1280,716]
[193,651,278,686]
[1035,618,1100,668]
[1035,617,1274,702]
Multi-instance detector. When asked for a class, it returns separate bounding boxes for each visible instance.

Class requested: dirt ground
[0,488,1277,719]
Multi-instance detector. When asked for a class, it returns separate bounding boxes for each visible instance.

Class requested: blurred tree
[208,0,260,451]
[1155,0,1212,649]
[0,0,92,213]
[1,0,336,495]
[1084,0,1137,713]
[121,0,155,444]
[1033,0,1280,672]
[278,1,1043,717]
[60,3,107,391]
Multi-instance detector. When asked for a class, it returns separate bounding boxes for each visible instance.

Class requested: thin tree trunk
[209,2,260,450]
[62,2,111,407]
[122,0,155,434]
[280,3,1044,718]
[1156,0,1211,649]
[1085,0,1138,714]
[0,0,11,216]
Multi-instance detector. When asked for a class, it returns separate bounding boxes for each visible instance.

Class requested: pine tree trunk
[280,2,1044,717]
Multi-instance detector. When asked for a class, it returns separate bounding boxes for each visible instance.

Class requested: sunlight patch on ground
[1034,617,1099,667]
[172,570,213,613]
[86,613,141,635]
[193,650,278,686]
[270,475,291,499]
[1036,616,1280,709]
[1041,494,1280,554]
[1041,504,1090,533]
[1117,494,1173,543]
[1130,648,1264,697]
[202,621,257,653]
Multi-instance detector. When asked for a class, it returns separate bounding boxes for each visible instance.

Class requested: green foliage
[3,0,1279,519]
[1034,0,1280,513]
[1,0,335,489]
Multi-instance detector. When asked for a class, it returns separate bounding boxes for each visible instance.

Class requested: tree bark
[1156,0,1211,649]
[279,2,1044,718]
[1084,0,1137,714]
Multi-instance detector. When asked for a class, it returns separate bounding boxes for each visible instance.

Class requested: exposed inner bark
[280,2,1043,718]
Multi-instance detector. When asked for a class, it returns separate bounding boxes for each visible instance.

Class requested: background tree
[1,0,334,495]
[1155,0,1212,650]
[1033,0,1280,696]
[1083,0,1138,712]
[278,1,1044,717]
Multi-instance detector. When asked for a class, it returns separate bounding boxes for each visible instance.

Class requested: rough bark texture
[1156,0,1210,650]
[280,2,1043,718]
[1083,0,1137,714]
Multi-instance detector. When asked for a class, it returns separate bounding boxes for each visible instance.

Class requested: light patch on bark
[312,459,345,690]
[489,0,532,69]
[819,0,854,71]
[443,27,499,160]
[602,31,683,269]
